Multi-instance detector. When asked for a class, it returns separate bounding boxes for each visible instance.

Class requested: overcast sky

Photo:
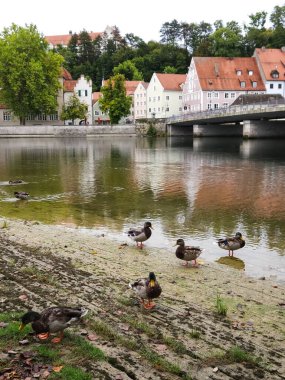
[1,0,284,42]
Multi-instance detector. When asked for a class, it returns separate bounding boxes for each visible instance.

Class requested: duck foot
[51,332,64,343]
[37,333,49,340]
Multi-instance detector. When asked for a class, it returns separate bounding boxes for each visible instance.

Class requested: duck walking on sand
[217,232,245,257]
[129,272,162,309]
[19,306,88,343]
[128,221,152,249]
[14,191,29,200]
[175,238,202,267]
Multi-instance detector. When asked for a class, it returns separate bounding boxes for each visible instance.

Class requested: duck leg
[51,331,64,343]
[143,299,156,309]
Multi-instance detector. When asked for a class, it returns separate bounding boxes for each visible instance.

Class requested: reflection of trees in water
[1,137,285,254]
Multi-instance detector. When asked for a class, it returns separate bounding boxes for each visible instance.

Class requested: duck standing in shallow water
[14,191,29,200]
[175,238,202,267]
[19,306,88,343]
[217,232,245,257]
[129,272,162,309]
[128,221,152,249]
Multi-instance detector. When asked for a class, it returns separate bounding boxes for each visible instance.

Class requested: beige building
[134,81,148,120]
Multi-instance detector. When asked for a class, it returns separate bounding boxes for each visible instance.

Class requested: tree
[113,60,143,80]
[99,74,132,124]
[0,24,63,125]
[61,94,88,125]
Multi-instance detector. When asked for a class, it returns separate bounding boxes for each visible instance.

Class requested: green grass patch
[189,329,201,339]
[215,294,228,316]
[20,266,57,285]
[35,345,61,362]
[226,346,262,365]
[49,365,93,380]
[162,336,188,354]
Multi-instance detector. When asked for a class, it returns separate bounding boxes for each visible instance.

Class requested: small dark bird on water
[128,221,153,249]
[14,191,29,200]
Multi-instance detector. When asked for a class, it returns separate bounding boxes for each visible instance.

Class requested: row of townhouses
[0,42,284,126]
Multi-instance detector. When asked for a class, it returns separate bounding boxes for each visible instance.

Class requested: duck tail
[80,308,89,318]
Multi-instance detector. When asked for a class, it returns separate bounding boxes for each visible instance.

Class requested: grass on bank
[0,312,105,380]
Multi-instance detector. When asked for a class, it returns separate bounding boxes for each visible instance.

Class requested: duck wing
[184,246,202,260]
[41,307,87,330]
[129,279,148,298]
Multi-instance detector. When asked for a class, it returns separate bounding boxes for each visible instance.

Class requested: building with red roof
[254,47,285,97]
[183,57,266,112]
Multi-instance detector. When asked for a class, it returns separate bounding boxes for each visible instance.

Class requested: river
[0,136,284,282]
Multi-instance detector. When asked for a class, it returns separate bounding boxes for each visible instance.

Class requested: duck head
[174,238,185,247]
[144,222,153,229]
[148,272,156,287]
[19,311,41,330]
[235,232,242,238]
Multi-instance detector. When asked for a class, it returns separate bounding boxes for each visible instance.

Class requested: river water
[0,136,284,282]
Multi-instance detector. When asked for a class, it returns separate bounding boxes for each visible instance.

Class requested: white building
[254,47,285,97]
[134,81,148,120]
[146,73,186,119]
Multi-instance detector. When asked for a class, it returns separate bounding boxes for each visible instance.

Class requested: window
[78,90,81,97]
[148,108,151,112]
[240,81,246,88]
[165,107,169,111]
[236,70,242,76]
[271,70,279,79]
[214,104,219,109]
[37,114,46,121]
[149,97,151,102]
[26,114,35,121]
[85,90,88,96]
[166,96,169,100]
[231,93,235,98]
[179,96,182,100]
[158,96,160,101]
[248,70,253,76]
[95,111,99,115]
[222,103,228,108]
[3,111,11,121]
[207,104,212,110]
[224,92,229,98]
[252,81,257,88]
[278,84,282,89]
[270,83,274,89]
[179,107,182,111]
[49,112,58,120]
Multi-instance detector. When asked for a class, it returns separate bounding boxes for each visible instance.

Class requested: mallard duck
[217,232,245,257]
[129,272,162,309]
[9,179,23,184]
[175,238,202,266]
[128,221,152,249]
[14,191,29,200]
[19,306,88,343]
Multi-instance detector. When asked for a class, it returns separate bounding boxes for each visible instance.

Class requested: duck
[9,179,23,184]
[129,272,162,309]
[128,221,152,249]
[175,238,202,266]
[14,191,29,200]
[217,232,245,257]
[19,306,88,343]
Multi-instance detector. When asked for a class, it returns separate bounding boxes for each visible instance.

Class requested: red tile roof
[61,67,73,80]
[254,48,285,81]
[155,73,186,91]
[45,32,102,46]
[64,80,77,92]
[194,57,265,91]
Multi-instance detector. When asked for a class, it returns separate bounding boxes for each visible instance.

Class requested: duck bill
[150,280,155,287]
[19,323,25,331]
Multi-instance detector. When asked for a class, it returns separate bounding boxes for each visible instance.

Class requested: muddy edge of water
[0,217,284,380]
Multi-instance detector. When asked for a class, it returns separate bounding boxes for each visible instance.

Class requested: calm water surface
[0,136,284,282]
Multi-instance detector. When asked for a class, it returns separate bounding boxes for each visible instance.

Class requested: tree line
[55,4,285,91]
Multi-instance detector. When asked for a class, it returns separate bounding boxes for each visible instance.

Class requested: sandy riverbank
[0,217,284,379]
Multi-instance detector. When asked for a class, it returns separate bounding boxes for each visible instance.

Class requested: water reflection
[0,136,285,281]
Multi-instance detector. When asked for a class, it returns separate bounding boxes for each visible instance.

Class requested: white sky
[1,0,284,42]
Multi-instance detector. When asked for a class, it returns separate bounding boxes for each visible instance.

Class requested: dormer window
[248,70,253,76]
[271,70,279,79]
[236,70,242,76]
[251,81,257,88]
[240,81,246,88]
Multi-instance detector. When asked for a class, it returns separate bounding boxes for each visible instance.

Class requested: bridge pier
[193,123,242,137]
[243,120,285,138]
[166,125,193,136]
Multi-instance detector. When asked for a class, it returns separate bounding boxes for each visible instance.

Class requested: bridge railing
[167,102,285,124]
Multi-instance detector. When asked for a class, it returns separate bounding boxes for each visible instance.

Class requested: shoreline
[0,217,284,379]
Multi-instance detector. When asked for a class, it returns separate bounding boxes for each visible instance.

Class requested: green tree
[99,74,132,124]
[61,94,88,125]
[163,66,177,73]
[0,24,63,125]
[113,60,143,80]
